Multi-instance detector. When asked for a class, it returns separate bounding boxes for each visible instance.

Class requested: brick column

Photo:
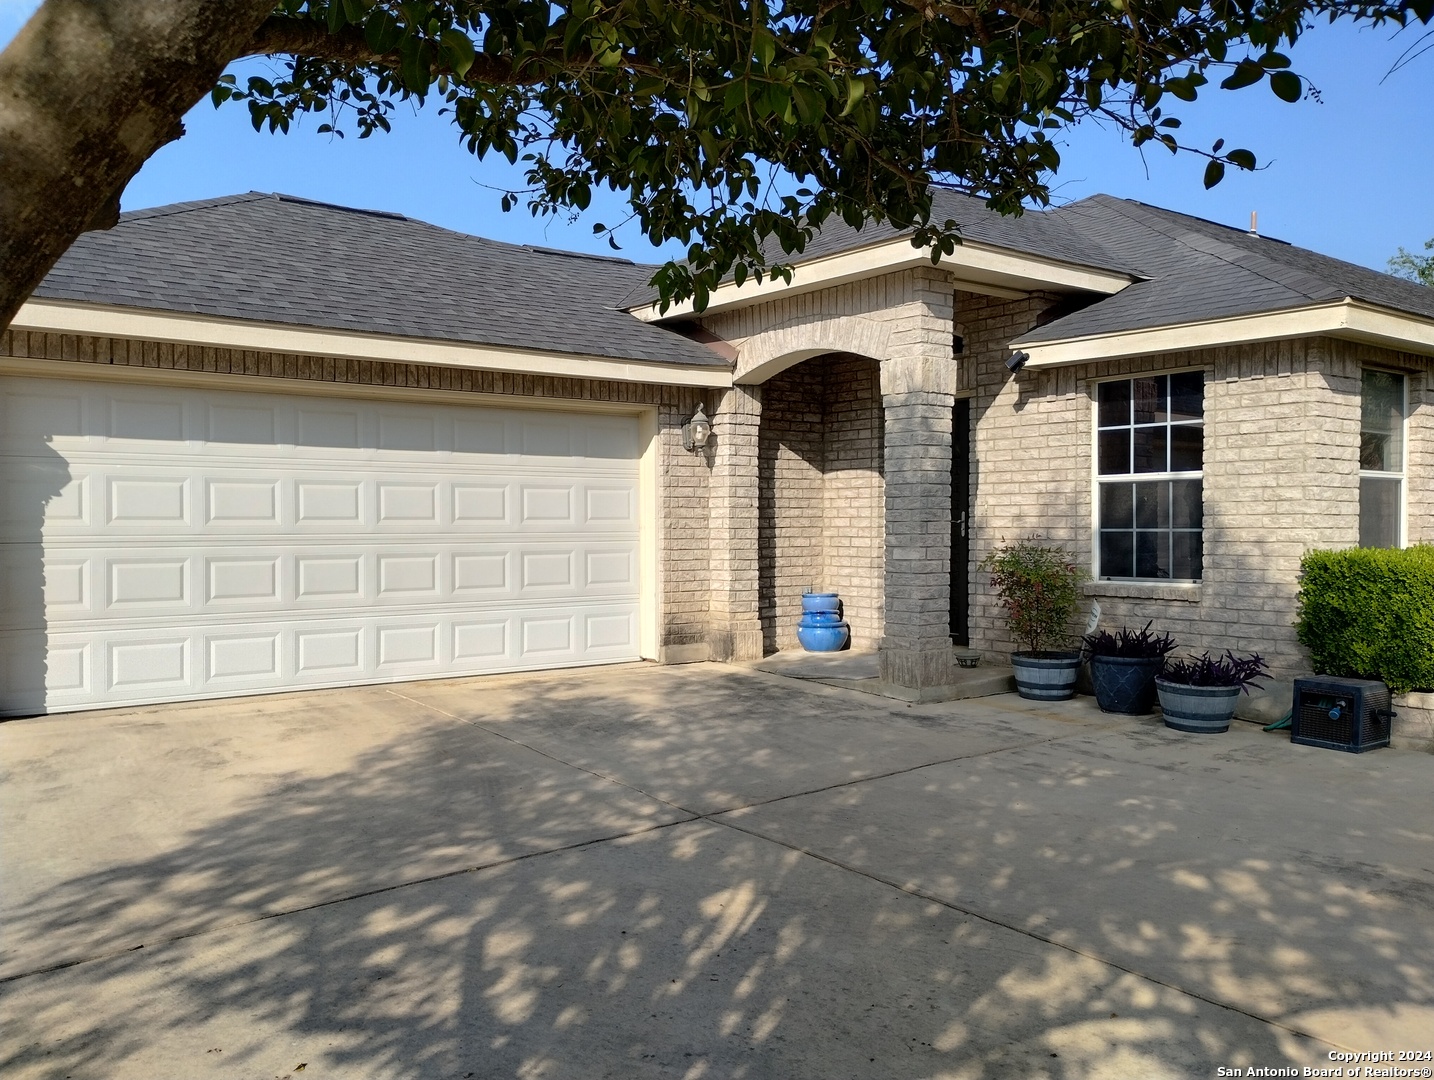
[707,384,765,661]
[879,271,958,689]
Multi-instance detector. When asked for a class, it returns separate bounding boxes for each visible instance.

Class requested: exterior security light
[682,403,712,451]
[1005,351,1030,373]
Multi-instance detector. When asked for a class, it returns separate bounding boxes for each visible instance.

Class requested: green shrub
[981,540,1086,654]
[1295,545,1434,694]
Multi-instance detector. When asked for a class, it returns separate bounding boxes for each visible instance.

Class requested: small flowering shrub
[981,541,1086,655]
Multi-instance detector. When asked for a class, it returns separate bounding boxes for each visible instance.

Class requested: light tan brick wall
[758,361,827,651]
[965,311,1434,678]
[823,354,884,650]
[0,328,718,654]
[755,353,885,653]
[1407,365,1434,546]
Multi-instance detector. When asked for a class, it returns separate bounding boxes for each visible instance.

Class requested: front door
[950,398,971,645]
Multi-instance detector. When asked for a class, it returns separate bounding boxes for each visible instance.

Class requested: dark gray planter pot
[1011,651,1083,701]
[1089,655,1165,714]
[1156,678,1242,733]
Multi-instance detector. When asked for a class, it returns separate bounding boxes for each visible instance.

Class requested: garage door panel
[107,395,187,444]
[206,401,279,445]
[1,376,644,715]
[107,556,191,609]
[206,479,279,525]
[207,632,281,681]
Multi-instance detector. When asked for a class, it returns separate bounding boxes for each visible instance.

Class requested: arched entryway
[756,352,884,654]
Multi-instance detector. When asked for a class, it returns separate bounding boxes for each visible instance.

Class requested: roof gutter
[9,299,733,389]
[628,234,1136,322]
[1014,299,1434,368]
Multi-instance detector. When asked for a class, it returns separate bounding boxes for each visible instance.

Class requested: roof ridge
[1090,198,1339,303]
[118,191,272,224]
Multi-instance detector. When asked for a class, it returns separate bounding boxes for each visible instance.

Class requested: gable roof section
[25,192,727,373]
[621,188,1141,315]
[1015,195,1434,354]
[775,189,1136,271]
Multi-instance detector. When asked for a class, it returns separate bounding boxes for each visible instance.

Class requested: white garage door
[0,375,645,715]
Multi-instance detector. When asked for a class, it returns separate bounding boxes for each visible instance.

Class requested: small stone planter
[1156,678,1241,733]
[1011,651,1082,701]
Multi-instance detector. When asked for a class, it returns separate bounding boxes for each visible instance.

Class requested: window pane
[1171,531,1203,581]
[1098,429,1130,474]
[1169,371,1204,421]
[1133,376,1165,425]
[1132,426,1167,473]
[1170,424,1203,471]
[1171,480,1202,529]
[1100,482,1134,529]
[1360,476,1401,548]
[1098,380,1131,427]
[1361,369,1405,471]
[1101,531,1134,578]
[1135,531,1164,578]
[1135,481,1168,529]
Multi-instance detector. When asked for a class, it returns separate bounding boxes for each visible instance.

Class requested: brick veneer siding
[755,353,884,652]
[1408,366,1433,546]
[704,268,957,683]
[0,328,718,658]
[759,361,827,651]
[963,300,1434,677]
[822,354,885,650]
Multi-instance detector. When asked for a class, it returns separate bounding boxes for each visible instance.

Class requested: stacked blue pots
[796,592,850,652]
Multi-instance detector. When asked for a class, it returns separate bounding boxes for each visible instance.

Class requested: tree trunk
[0,0,274,330]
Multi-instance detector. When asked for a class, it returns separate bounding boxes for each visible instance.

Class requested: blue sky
[3,2,1431,273]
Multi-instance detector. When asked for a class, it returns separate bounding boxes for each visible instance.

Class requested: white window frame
[1359,366,1408,549]
[1091,368,1206,583]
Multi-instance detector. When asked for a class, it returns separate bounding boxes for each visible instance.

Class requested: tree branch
[242,15,533,85]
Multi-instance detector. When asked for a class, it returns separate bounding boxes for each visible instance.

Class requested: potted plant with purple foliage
[1082,622,1178,714]
[981,541,1086,701]
[1156,651,1271,733]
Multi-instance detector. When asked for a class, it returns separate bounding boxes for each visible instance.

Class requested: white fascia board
[628,235,1135,322]
[1019,300,1434,368]
[11,299,734,389]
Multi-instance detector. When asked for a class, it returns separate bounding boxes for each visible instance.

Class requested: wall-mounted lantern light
[682,403,712,452]
[1005,350,1030,374]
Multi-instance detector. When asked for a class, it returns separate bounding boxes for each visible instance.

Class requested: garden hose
[1264,710,1293,732]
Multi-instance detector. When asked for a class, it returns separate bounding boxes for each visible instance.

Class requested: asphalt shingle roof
[1016,195,1434,344]
[33,192,727,368]
[32,190,1434,360]
[618,189,1139,308]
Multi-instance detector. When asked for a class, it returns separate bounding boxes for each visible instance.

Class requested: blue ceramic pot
[801,592,841,615]
[797,593,850,651]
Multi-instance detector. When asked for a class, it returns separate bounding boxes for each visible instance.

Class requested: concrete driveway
[2,663,1431,1080]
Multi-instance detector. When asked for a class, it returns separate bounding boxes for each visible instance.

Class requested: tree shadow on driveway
[1,667,1429,1079]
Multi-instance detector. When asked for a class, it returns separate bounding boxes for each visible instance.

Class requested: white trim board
[11,299,734,389]
[1016,300,1434,368]
[628,235,1136,322]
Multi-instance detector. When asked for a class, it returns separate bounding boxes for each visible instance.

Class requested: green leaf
[1220,59,1264,90]
[1203,159,1225,188]
[364,9,403,54]
[1269,71,1302,102]
[1225,148,1256,170]
[441,28,476,78]
[838,77,865,117]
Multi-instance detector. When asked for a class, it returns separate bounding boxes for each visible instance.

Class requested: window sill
[1083,581,1201,603]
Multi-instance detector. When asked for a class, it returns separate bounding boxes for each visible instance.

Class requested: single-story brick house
[2,190,1431,716]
